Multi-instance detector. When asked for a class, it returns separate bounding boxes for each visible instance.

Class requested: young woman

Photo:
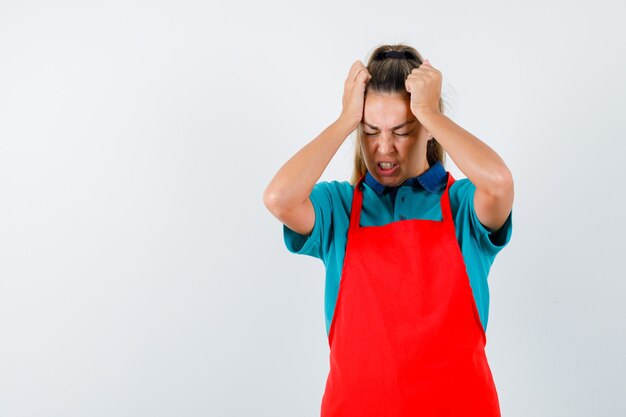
[263,43,514,417]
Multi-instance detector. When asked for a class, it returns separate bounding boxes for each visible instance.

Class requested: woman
[263,44,514,416]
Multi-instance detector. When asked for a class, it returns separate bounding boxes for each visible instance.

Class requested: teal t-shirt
[282,165,513,337]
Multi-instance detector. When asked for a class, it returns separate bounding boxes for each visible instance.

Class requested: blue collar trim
[363,160,447,194]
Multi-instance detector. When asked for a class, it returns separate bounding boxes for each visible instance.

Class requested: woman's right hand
[265,62,371,230]
[339,60,371,128]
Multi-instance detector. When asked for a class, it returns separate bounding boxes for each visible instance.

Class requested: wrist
[414,107,443,125]
[336,115,360,132]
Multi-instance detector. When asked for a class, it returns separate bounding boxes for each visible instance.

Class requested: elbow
[264,180,311,216]
[263,186,287,216]
[263,187,278,212]
[490,166,514,199]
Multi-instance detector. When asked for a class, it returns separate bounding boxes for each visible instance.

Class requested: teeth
[379,162,395,169]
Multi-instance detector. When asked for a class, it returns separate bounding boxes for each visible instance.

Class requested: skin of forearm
[264,117,357,211]
[417,110,512,195]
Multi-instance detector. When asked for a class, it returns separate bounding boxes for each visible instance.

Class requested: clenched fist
[405,59,442,120]
[339,60,372,128]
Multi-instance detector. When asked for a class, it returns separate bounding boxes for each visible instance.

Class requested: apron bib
[320,172,501,417]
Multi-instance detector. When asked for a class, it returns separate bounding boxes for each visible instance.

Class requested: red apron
[320,171,501,417]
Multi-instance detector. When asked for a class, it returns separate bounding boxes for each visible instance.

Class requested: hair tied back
[374,50,418,61]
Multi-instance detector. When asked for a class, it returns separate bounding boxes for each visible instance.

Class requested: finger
[416,64,433,71]
[347,60,365,82]
[420,62,439,73]
[410,68,436,80]
[354,68,371,83]
[355,73,371,91]
[406,73,425,82]
[410,67,428,76]
[346,61,360,83]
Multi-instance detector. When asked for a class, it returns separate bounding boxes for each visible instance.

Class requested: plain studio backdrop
[1,1,625,416]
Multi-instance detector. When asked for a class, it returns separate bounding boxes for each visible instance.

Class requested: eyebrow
[362,120,416,130]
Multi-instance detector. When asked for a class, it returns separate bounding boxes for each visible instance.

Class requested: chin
[377,175,403,187]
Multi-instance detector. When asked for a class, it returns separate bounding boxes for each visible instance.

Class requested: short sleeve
[282,181,334,262]
[452,178,513,256]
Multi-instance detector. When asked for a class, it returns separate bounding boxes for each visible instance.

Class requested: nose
[377,133,395,155]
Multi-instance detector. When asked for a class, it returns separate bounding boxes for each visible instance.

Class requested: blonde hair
[349,43,447,185]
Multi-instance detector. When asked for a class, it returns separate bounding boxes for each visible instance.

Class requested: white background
[1,1,625,416]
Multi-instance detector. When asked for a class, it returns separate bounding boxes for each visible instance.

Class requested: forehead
[363,92,414,129]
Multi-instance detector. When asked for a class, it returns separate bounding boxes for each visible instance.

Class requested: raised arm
[405,60,514,232]
[263,60,371,236]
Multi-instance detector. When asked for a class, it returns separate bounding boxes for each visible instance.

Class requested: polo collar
[364,160,447,194]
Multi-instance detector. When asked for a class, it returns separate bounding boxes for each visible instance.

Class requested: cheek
[401,138,419,152]
[361,143,376,160]
[359,139,372,152]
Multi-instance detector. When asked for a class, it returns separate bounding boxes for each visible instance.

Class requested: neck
[407,156,430,179]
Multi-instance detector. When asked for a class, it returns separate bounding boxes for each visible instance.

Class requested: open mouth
[377,162,398,175]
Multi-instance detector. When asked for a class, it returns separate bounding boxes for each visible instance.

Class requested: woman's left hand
[405,59,442,119]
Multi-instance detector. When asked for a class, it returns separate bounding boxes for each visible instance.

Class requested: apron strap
[349,174,367,231]
[440,171,455,223]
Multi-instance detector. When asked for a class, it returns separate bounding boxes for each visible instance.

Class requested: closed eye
[364,132,411,137]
